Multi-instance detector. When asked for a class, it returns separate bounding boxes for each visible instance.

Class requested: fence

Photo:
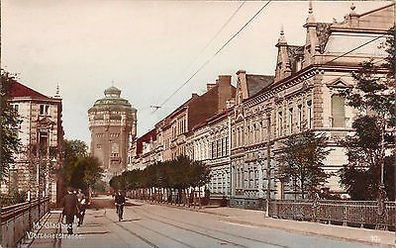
[1,197,50,248]
[229,196,267,210]
[270,200,395,231]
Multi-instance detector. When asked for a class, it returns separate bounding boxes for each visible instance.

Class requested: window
[39,104,49,116]
[307,100,312,129]
[111,143,120,157]
[222,138,226,156]
[217,139,221,157]
[331,95,345,127]
[236,129,239,147]
[297,104,302,131]
[96,133,104,138]
[288,108,293,134]
[277,111,283,137]
[11,104,19,113]
[225,136,229,155]
[97,144,102,149]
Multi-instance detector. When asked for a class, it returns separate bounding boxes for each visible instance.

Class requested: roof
[358,3,394,18]
[246,75,274,97]
[8,80,52,100]
[330,3,394,31]
[89,86,136,112]
[156,91,202,127]
[136,129,157,155]
[104,86,122,97]
[191,120,208,131]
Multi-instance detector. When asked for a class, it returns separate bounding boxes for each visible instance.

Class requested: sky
[1,0,391,145]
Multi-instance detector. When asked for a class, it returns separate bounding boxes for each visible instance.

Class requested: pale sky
[1,0,391,144]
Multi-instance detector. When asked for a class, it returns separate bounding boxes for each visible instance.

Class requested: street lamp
[36,161,40,198]
[257,112,272,217]
[265,112,272,218]
[376,117,387,229]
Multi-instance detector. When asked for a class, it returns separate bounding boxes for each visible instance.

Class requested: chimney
[217,75,233,112]
[218,75,231,87]
[348,3,359,27]
[206,83,216,91]
[236,70,246,76]
[236,70,248,104]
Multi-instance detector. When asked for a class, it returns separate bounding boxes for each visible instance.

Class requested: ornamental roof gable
[325,77,353,88]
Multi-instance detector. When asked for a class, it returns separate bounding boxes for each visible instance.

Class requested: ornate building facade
[3,81,64,204]
[128,3,394,207]
[130,75,236,169]
[229,2,394,206]
[88,86,137,181]
[187,109,233,197]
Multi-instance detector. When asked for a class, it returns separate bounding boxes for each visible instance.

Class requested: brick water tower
[88,86,137,182]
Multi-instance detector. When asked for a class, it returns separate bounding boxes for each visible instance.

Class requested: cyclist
[115,191,126,221]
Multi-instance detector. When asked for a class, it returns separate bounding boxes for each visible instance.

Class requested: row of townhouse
[129,3,394,205]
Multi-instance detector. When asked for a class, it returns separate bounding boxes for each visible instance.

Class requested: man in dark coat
[61,188,79,234]
[115,191,126,221]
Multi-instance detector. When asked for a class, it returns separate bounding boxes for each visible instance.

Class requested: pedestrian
[77,190,88,226]
[77,189,84,202]
[61,187,79,234]
[115,191,126,221]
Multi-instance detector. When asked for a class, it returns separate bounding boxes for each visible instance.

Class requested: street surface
[50,197,389,248]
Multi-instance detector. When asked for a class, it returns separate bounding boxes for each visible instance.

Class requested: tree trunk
[193,188,196,209]
[301,175,305,200]
[198,187,201,209]
[183,188,187,206]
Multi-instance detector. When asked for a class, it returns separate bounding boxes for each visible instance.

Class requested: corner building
[88,86,137,181]
[3,81,64,205]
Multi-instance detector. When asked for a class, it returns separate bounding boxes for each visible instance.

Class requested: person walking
[77,190,88,226]
[115,191,126,221]
[61,188,79,234]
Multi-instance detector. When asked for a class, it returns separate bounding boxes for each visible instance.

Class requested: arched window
[331,95,345,127]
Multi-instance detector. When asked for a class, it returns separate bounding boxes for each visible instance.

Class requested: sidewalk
[136,199,396,247]
[24,210,62,248]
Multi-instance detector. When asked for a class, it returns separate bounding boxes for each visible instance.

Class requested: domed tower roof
[89,86,136,112]
[104,86,122,98]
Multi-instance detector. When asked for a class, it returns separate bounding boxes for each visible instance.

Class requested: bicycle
[115,203,124,221]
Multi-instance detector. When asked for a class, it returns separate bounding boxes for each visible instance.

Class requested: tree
[109,155,212,205]
[340,28,395,200]
[276,130,330,199]
[69,156,103,191]
[0,70,22,183]
[62,139,89,187]
[109,175,125,191]
[61,139,104,195]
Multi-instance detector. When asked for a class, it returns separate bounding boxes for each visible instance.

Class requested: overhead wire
[154,5,390,114]
[154,1,272,111]
[180,1,247,74]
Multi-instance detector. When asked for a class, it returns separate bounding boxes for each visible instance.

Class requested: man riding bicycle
[115,191,126,221]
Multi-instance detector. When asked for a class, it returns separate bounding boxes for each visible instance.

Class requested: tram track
[104,215,159,248]
[134,205,289,248]
[119,213,198,248]
[132,207,288,248]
